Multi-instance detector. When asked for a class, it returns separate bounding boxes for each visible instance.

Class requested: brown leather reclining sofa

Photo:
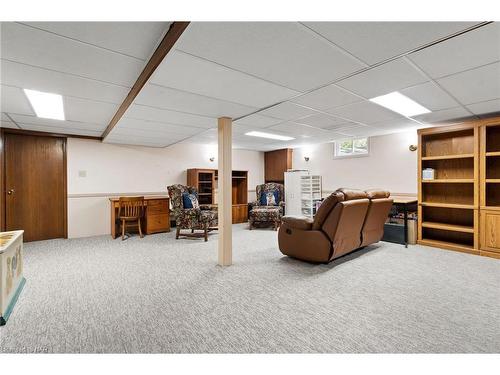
[278,188,393,263]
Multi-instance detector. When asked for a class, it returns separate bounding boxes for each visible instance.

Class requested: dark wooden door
[5,133,66,242]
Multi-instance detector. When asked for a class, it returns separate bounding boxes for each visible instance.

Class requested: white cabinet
[284,170,309,216]
[300,175,322,218]
[284,171,322,218]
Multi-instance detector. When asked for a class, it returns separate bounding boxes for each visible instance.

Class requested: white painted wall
[66,130,417,238]
[67,138,264,238]
[292,130,418,195]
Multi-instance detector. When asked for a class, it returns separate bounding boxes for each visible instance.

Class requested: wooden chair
[117,196,145,240]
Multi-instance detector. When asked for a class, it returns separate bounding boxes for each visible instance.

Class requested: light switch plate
[78,170,87,178]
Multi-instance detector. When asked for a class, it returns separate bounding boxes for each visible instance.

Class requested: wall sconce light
[304,156,310,162]
[209,157,215,162]
[409,145,418,152]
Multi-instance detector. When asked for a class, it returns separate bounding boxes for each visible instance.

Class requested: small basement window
[334,137,370,159]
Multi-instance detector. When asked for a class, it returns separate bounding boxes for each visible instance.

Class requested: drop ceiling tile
[115,117,205,136]
[466,99,500,116]
[436,62,500,105]
[326,132,351,140]
[24,22,169,60]
[336,125,382,137]
[9,113,105,131]
[303,22,476,65]
[151,50,299,108]
[232,124,256,135]
[400,81,460,111]
[124,104,215,129]
[370,118,421,130]
[267,121,329,138]
[109,127,195,141]
[1,113,18,129]
[1,22,144,86]
[17,123,103,136]
[234,113,284,129]
[412,107,472,124]
[64,96,118,125]
[175,22,366,91]
[409,23,500,79]
[325,100,402,124]
[323,121,360,131]
[0,85,34,115]
[232,140,273,151]
[135,84,256,118]
[294,113,350,129]
[107,131,186,142]
[336,58,428,98]
[290,83,362,110]
[1,60,129,104]
[259,102,319,121]
[178,133,217,145]
[233,135,277,145]
[105,138,167,148]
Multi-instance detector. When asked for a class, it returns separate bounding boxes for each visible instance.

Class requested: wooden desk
[109,196,170,239]
[391,196,418,204]
[388,196,418,247]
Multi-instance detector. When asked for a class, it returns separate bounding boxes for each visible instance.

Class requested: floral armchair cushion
[250,183,285,214]
[167,184,217,229]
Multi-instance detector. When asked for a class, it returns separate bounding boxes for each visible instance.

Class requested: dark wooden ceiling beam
[101,21,190,139]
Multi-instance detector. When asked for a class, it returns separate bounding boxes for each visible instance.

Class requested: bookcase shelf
[420,202,475,209]
[421,154,474,161]
[421,221,474,233]
[422,179,474,183]
[418,124,479,253]
[418,238,477,254]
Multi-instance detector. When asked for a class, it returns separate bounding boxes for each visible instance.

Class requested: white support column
[218,117,232,266]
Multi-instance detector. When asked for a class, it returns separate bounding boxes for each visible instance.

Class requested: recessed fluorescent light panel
[23,89,65,120]
[369,91,430,117]
[245,131,295,141]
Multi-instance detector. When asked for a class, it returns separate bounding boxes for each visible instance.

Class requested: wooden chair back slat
[118,196,144,219]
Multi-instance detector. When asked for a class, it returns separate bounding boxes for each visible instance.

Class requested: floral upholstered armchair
[167,184,218,241]
[248,183,285,230]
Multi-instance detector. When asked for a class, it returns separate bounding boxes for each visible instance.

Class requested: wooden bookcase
[418,115,500,260]
[417,123,479,255]
[480,118,500,259]
[187,168,249,223]
[187,169,216,205]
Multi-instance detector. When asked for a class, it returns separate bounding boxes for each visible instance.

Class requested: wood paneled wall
[264,148,292,183]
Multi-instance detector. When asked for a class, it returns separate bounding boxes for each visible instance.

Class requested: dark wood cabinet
[265,148,292,183]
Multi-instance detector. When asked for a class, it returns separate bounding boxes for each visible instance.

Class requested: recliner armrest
[282,216,313,231]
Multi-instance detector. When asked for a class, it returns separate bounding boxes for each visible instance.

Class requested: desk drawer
[146,213,170,234]
[147,199,168,214]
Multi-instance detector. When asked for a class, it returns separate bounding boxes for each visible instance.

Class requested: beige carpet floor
[1,224,499,353]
